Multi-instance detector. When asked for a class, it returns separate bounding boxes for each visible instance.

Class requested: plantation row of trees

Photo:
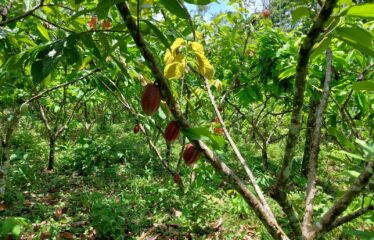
[0,0,373,239]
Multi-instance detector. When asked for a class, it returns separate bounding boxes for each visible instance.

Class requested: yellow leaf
[191,42,204,55]
[170,38,185,55]
[195,52,214,80]
[164,62,185,79]
[164,49,173,65]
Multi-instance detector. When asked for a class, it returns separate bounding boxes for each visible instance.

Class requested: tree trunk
[48,136,56,170]
[301,101,318,176]
[262,141,269,169]
[0,142,10,199]
[0,109,20,200]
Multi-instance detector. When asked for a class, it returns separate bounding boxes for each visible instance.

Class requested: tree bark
[47,136,55,170]
[0,108,20,200]
[301,98,318,176]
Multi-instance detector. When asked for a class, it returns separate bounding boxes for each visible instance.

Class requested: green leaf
[184,0,216,5]
[182,127,224,149]
[346,3,374,19]
[142,20,170,49]
[291,6,310,24]
[159,0,189,19]
[36,24,51,41]
[278,66,296,80]
[338,150,365,161]
[80,33,102,61]
[335,26,374,56]
[352,81,374,91]
[310,37,331,59]
[345,229,374,239]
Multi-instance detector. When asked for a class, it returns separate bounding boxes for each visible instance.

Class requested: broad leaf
[159,0,189,19]
[291,6,310,24]
[346,3,374,19]
[335,26,374,56]
[142,20,170,49]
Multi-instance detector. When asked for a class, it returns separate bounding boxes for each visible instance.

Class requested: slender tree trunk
[0,109,20,200]
[48,136,56,170]
[262,141,269,169]
[301,99,319,176]
[0,142,10,199]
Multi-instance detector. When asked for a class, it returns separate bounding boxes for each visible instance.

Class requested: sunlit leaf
[346,3,374,19]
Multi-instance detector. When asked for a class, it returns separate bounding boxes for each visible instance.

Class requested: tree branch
[315,160,374,237]
[302,47,333,237]
[0,0,44,27]
[24,69,99,105]
[324,205,374,233]
[189,63,278,223]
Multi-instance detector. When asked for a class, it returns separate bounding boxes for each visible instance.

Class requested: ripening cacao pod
[133,124,140,134]
[88,16,98,29]
[214,127,223,135]
[141,84,161,116]
[183,143,201,165]
[101,19,111,30]
[262,9,270,18]
[164,120,181,142]
[173,173,181,184]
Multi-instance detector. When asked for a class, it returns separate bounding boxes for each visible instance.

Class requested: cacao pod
[164,120,181,142]
[141,84,161,116]
[101,19,111,30]
[262,9,270,18]
[88,16,98,29]
[183,143,201,165]
[173,173,181,184]
[133,124,140,134]
[235,78,240,86]
[214,127,223,135]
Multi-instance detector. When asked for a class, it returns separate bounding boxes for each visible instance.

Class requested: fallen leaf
[59,232,74,239]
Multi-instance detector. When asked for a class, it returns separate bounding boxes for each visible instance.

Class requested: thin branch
[177,0,196,41]
[189,63,278,223]
[24,69,99,105]
[315,160,374,237]
[324,205,374,233]
[302,47,333,237]
[55,89,95,138]
[0,0,44,27]
[31,13,75,33]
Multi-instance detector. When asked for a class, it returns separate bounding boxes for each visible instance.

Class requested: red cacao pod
[88,16,98,29]
[164,120,181,142]
[183,143,201,165]
[101,19,111,30]
[141,84,161,116]
[133,124,140,134]
[262,9,270,18]
[235,78,240,86]
[173,173,181,184]
[214,127,223,135]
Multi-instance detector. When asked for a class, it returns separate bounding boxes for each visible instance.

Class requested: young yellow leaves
[163,38,214,80]
[164,38,186,79]
[191,42,214,80]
